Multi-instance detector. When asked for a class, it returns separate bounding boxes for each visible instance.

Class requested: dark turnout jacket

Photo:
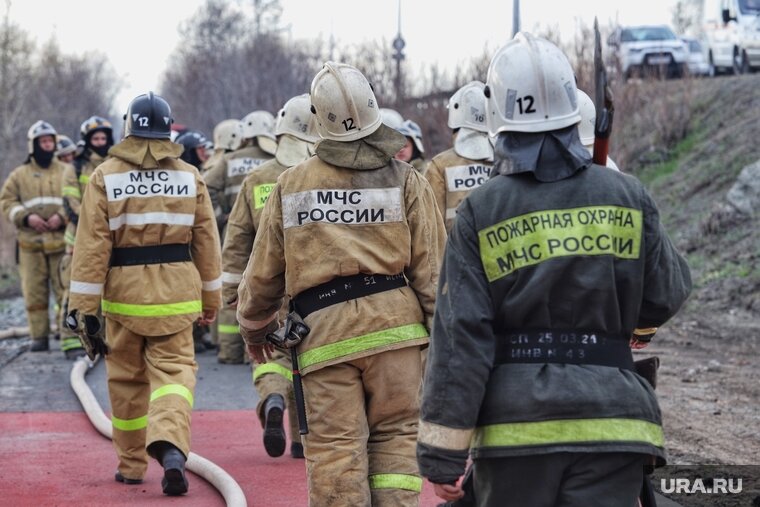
[417,161,692,484]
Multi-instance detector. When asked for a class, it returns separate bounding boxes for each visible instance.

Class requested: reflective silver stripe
[444,164,492,192]
[103,170,196,202]
[222,272,243,284]
[418,420,473,451]
[9,205,25,221]
[22,196,63,207]
[202,276,223,291]
[108,212,195,230]
[445,208,457,219]
[237,311,276,331]
[224,185,242,196]
[282,188,403,229]
[227,157,266,178]
[70,281,104,295]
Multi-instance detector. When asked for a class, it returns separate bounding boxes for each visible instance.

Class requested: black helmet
[79,116,113,141]
[123,92,173,139]
[175,130,209,167]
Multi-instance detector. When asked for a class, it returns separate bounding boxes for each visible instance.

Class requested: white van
[703,0,760,74]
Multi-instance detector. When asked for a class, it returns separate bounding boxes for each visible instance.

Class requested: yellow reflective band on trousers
[298,323,427,371]
[112,414,148,431]
[62,186,81,198]
[478,206,643,282]
[253,183,276,209]
[369,473,423,492]
[253,362,293,382]
[150,384,194,407]
[101,299,202,317]
[60,337,82,351]
[218,324,240,334]
[79,174,90,185]
[472,418,664,449]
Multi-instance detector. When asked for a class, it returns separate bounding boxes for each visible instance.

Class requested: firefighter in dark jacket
[417,33,692,507]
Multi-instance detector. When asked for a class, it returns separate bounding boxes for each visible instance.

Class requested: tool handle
[291,347,309,435]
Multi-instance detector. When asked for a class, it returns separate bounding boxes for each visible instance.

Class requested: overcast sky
[6,0,678,114]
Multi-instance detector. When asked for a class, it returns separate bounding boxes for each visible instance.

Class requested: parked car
[682,37,712,76]
[608,25,689,80]
[703,0,760,74]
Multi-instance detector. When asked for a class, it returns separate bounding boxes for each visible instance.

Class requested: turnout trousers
[302,346,423,507]
[105,319,197,480]
[472,452,646,507]
[18,248,63,340]
[253,348,301,444]
[217,306,245,363]
[57,252,81,353]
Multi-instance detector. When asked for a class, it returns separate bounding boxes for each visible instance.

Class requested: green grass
[638,131,700,187]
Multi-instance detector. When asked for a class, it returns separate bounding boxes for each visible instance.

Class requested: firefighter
[67,92,222,495]
[59,116,115,359]
[222,93,318,459]
[203,119,241,173]
[56,135,78,164]
[577,89,620,171]
[236,62,445,506]
[205,110,275,364]
[425,81,494,232]
[416,34,692,506]
[1,121,67,352]
[395,119,427,173]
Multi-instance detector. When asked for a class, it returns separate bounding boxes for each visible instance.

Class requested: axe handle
[593,137,610,166]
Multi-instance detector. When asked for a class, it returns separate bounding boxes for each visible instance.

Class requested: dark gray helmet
[123,92,173,139]
[175,130,208,151]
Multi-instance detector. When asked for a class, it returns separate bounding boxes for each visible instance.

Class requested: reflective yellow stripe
[62,186,81,198]
[253,183,276,209]
[101,299,201,317]
[473,418,664,449]
[79,174,90,185]
[478,206,642,282]
[298,323,427,370]
[64,231,76,245]
[60,337,82,351]
[253,362,293,382]
[369,474,423,492]
[218,324,240,334]
[112,414,148,431]
[150,384,194,407]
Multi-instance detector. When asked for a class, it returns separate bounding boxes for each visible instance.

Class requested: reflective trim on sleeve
[445,208,457,220]
[9,205,25,221]
[202,276,223,291]
[102,299,201,317]
[236,311,276,331]
[70,281,104,295]
[253,362,292,382]
[78,174,90,185]
[62,186,81,198]
[60,337,83,351]
[298,323,427,371]
[23,196,64,208]
[150,384,194,407]
[472,418,664,450]
[369,474,423,492]
[218,324,240,335]
[108,212,195,231]
[418,420,473,451]
[222,272,243,284]
[112,414,148,431]
[224,185,242,196]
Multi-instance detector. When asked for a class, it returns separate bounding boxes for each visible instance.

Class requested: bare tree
[672,0,704,36]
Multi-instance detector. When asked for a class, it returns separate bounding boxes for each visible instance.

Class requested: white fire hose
[70,357,247,506]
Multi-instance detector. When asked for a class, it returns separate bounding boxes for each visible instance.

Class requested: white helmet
[242,110,276,141]
[27,120,57,153]
[380,108,404,130]
[310,61,381,142]
[577,89,596,147]
[447,81,488,133]
[485,32,580,135]
[275,94,319,143]
[56,135,77,157]
[397,119,424,154]
[213,119,244,151]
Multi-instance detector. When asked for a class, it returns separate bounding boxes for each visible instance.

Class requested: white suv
[609,25,689,80]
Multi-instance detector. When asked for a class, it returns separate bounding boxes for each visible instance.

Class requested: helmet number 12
[342,118,356,131]
[137,116,149,127]
[516,96,536,115]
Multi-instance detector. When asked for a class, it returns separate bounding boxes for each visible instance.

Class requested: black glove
[66,310,108,360]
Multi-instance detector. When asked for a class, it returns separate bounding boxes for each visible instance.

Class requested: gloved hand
[239,316,279,347]
[66,310,108,360]
[630,327,658,350]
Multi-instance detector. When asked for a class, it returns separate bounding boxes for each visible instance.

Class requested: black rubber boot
[114,471,143,485]
[263,394,286,457]
[30,339,49,352]
[150,441,188,496]
[290,442,304,459]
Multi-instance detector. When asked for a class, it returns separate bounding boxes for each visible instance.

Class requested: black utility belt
[110,243,191,267]
[293,272,407,318]
[495,330,634,370]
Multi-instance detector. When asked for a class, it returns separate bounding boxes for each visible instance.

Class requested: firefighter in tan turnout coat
[237,62,445,506]
[205,111,276,363]
[425,81,494,232]
[67,92,222,496]
[222,93,318,459]
[0,121,67,353]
